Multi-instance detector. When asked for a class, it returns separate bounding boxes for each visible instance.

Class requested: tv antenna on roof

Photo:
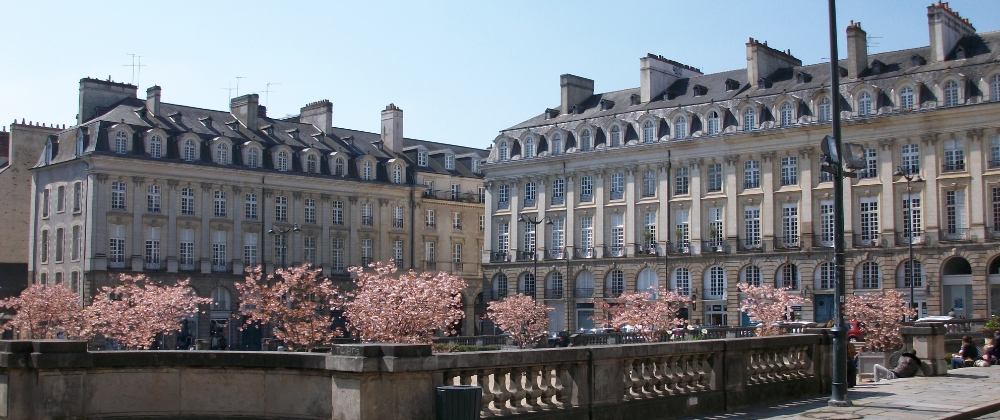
[221,82,235,102]
[234,77,246,97]
[867,35,882,49]
[122,53,146,86]
[264,82,281,108]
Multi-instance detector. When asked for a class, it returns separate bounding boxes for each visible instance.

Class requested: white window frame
[744,160,760,189]
[274,196,287,222]
[213,190,227,218]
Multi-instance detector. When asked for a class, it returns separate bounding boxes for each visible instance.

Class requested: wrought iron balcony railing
[546,248,566,260]
[773,236,800,250]
[852,233,881,248]
[544,289,564,299]
[736,237,764,252]
[551,195,565,206]
[939,228,971,242]
[490,251,510,263]
[574,247,595,259]
[574,288,594,298]
[518,251,536,261]
[606,246,626,258]
[610,191,624,200]
[895,231,925,245]
[813,236,834,248]
[942,162,966,172]
[701,240,730,253]
[392,218,404,229]
[634,244,661,256]
[666,242,692,255]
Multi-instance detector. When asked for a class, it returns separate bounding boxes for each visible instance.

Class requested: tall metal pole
[907,178,915,316]
[828,0,851,407]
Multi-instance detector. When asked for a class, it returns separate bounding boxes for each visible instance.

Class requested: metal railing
[425,261,437,271]
[774,236,800,250]
[497,201,509,210]
[574,287,594,298]
[425,221,436,228]
[666,241,692,255]
[490,251,510,263]
[610,191,624,200]
[939,228,971,242]
[991,159,1000,169]
[737,237,764,252]
[421,189,483,203]
[361,216,373,226]
[635,244,661,256]
[813,236,834,248]
[701,240,730,253]
[361,257,373,266]
[898,275,926,288]
[546,248,566,260]
[212,263,231,273]
[523,199,536,207]
[854,276,881,289]
[517,251,535,261]
[989,226,1000,240]
[580,193,593,203]
[179,262,196,271]
[942,162,966,172]
[852,233,880,248]
[490,290,508,301]
[108,259,129,269]
[606,246,626,257]
[453,223,462,230]
[574,247,595,259]
[545,289,563,299]
[144,260,163,270]
[895,231,925,245]
[605,288,624,298]
[518,287,536,297]
[551,195,565,206]
[392,218,403,229]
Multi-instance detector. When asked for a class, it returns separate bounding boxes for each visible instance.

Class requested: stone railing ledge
[434,347,591,371]
[724,334,819,352]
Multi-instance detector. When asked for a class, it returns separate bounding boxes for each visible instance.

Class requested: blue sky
[1,1,997,150]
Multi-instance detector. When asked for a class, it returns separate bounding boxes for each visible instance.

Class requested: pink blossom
[844,289,915,352]
[594,288,691,339]
[0,284,85,339]
[737,282,810,337]
[487,294,552,348]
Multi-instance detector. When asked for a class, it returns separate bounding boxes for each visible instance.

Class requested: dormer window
[796,72,812,83]
[417,150,428,167]
[306,154,318,173]
[524,137,535,157]
[911,54,925,67]
[247,147,260,168]
[757,78,772,89]
[571,104,582,114]
[115,131,129,154]
[599,99,614,111]
[362,161,373,181]
[471,159,479,174]
[183,139,197,162]
[276,151,289,171]
[215,143,229,165]
[149,135,162,158]
[393,164,403,184]
[692,85,708,96]
[200,117,212,129]
[870,60,883,75]
[226,122,239,132]
[725,79,740,91]
[445,154,455,170]
[544,108,559,119]
[287,129,299,140]
[334,157,346,176]
[955,47,966,60]
[498,140,508,161]
[630,94,641,106]
[168,112,182,123]
[264,126,275,136]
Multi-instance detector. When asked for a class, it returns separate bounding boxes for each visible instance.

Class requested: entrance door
[991,285,1000,317]
[741,311,753,327]
[814,294,835,323]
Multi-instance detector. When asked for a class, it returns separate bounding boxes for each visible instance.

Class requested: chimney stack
[927,1,975,63]
[560,74,594,115]
[745,38,802,87]
[77,77,138,125]
[230,94,260,130]
[381,104,403,153]
[846,21,868,79]
[299,100,332,135]
[640,54,703,103]
[146,86,161,118]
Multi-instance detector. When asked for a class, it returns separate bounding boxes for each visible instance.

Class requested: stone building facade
[482,2,1000,330]
[28,79,487,347]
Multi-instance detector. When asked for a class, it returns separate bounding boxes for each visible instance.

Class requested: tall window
[332,201,344,225]
[673,268,691,296]
[993,188,1000,235]
[274,196,287,222]
[610,173,624,200]
[453,211,462,230]
[609,214,624,256]
[524,137,535,157]
[244,233,258,266]
[780,102,794,126]
[943,80,960,107]
[393,165,403,184]
[145,227,160,266]
[244,193,258,219]
[179,188,194,215]
[552,133,562,154]
[361,239,373,265]
[303,198,316,224]
[362,161,373,180]
[901,144,920,174]
[992,74,1000,102]
[743,108,756,130]
[42,188,49,218]
[523,221,535,252]
[707,163,723,192]
[990,136,1000,168]
[778,264,799,289]
[675,166,689,195]
[820,201,835,247]
[641,170,656,197]
[858,92,872,116]
[247,147,259,168]
[56,186,65,213]
[551,218,565,254]
[523,182,536,206]
[115,131,129,154]
[305,155,317,173]
[675,210,690,246]
[331,238,345,272]
[361,203,373,226]
[780,156,797,186]
[276,151,288,171]
[303,236,316,264]
[818,97,832,122]
[497,222,509,254]
[426,209,436,228]
[108,225,125,266]
[216,143,228,165]
[394,206,404,229]
[900,260,924,288]
[902,193,922,242]
[580,216,594,252]
[744,206,761,248]
[707,208,723,246]
[73,182,82,213]
[580,129,591,151]
[742,265,762,287]
[781,204,799,246]
[417,150,428,166]
[182,139,197,162]
[497,141,508,161]
[707,266,726,299]
[40,230,48,263]
[744,160,760,189]
[551,179,565,205]
[860,148,877,179]
[148,136,162,158]
[580,176,594,202]
[944,139,965,171]
[607,270,625,297]
[610,126,621,147]
[273,234,286,266]
[674,117,687,139]
[394,241,405,266]
[334,158,345,176]
[179,229,194,269]
[816,262,835,290]
[644,212,657,248]
[643,120,655,143]
[859,197,879,244]
[945,190,967,236]
[498,184,510,207]
[71,225,81,261]
[707,111,720,135]
[212,231,227,270]
[857,262,881,289]
[213,190,226,218]
[111,182,126,211]
[55,228,64,262]
[146,185,161,213]
[900,86,915,109]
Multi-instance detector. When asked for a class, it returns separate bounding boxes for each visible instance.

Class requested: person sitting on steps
[951,335,981,369]
[873,350,922,382]
[984,330,1000,364]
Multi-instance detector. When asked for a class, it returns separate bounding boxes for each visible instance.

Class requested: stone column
[565,175,576,259]
[657,165,670,255]
[761,152,776,242]
[231,186,244,275]
[724,156,739,242]
[200,182,213,274]
[689,159,703,255]
[800,148,815,249]
[536,177,547,259]
[132,177,145,271]
[594,172,605,257]
[625,168,636,256]
[509,182,520,259]
[166,179,179,273]
[968,129,986,239]
[348,196,359,267]
[877,138,896,245]
[482,182,493,263]
[922,134,940,234]
[320,194,332,275]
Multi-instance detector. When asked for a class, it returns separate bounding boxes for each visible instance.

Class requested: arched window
[858,92,872,116]
[547,272,564,298]
[498,140,509,161]
[215,143,228,164]
[393,164,403,184]
[637,268,658,298]
[580,129,591,151]
[115,131,129,154]
[740,265,762,287]
[362,161,373,180]
[306,154,317,173]
[149,136,162,158]
[211,287,231,311]
[707,112,720,135]
[672,268,691,296]
[856,261,881,289]
[276,151,288,171]
[519,273,536,297]
[247,147,259,168]
[493,274,509,299]
[897,260,924,288]
[183,139,197,162]
[576,271,594,298]
[780,103,794,126]
[900,86,915,110]
[818,97,832,122]
[944,80,960,107]
[706,266,726,299]
[610,125,621,147]
[777,264,799,290]
[816,262,836,290]
[524,137,535,158]
[675,117,687,139]
[992,74,1000,102]
[606,269,625,297]
[643,120,656,143]
[743,108,756,131]
[552,133,562,155]
[335,158,345,176]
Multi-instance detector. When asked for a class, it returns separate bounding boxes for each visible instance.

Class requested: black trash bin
[436,385,481,420]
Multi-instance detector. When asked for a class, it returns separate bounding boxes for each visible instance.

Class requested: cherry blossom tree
[845,289,916,352]
[487,294,552,348]
[594,288,691,339]
[344,261,467,344]
[737,283,810,337]
[84,274,211,350]
[0,284,85,339]
[237,265,345,351]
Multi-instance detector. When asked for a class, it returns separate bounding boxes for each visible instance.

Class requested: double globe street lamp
[519,214,552,298]
[268,224,301,269]
[893,166,923,319]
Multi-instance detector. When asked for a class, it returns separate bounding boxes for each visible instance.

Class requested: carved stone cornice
[292,191,302,200]
[132,176,145,185]
[95,173,109,183]
[262,188,274,198]
[687,157,703,167]
[921,133,938,145]
[348,196,358,204]
[761,151,777,162]
[200,182,213,191]
[166,179,180,188]
[378,198,389,206]
[967,128,985,141]
[231,185,243,195]
[724,154,740,165]
[878,138,895,150]
[320,193,332,202]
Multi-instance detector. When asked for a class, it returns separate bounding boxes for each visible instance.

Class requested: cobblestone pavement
[681,366,1000,420]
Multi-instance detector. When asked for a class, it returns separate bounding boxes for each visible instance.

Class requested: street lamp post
[519,214,552,298]
[267,224,301,269]
[894,167,923,319]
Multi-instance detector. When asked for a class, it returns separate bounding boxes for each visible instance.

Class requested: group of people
[949,331,1000,369]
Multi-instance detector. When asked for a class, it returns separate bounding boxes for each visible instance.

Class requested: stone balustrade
[0,333,831,420]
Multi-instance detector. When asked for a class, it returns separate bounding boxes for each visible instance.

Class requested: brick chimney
[381,104,403,153]
[560,74,594,115]
[745,38,802,87]
[299,100,333,135]
[927,1,975,63]
[640,54,703,103]
[77,77,138,124]
[846,21,868,79]
[146,86,161,118]
[230,94,259,130]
